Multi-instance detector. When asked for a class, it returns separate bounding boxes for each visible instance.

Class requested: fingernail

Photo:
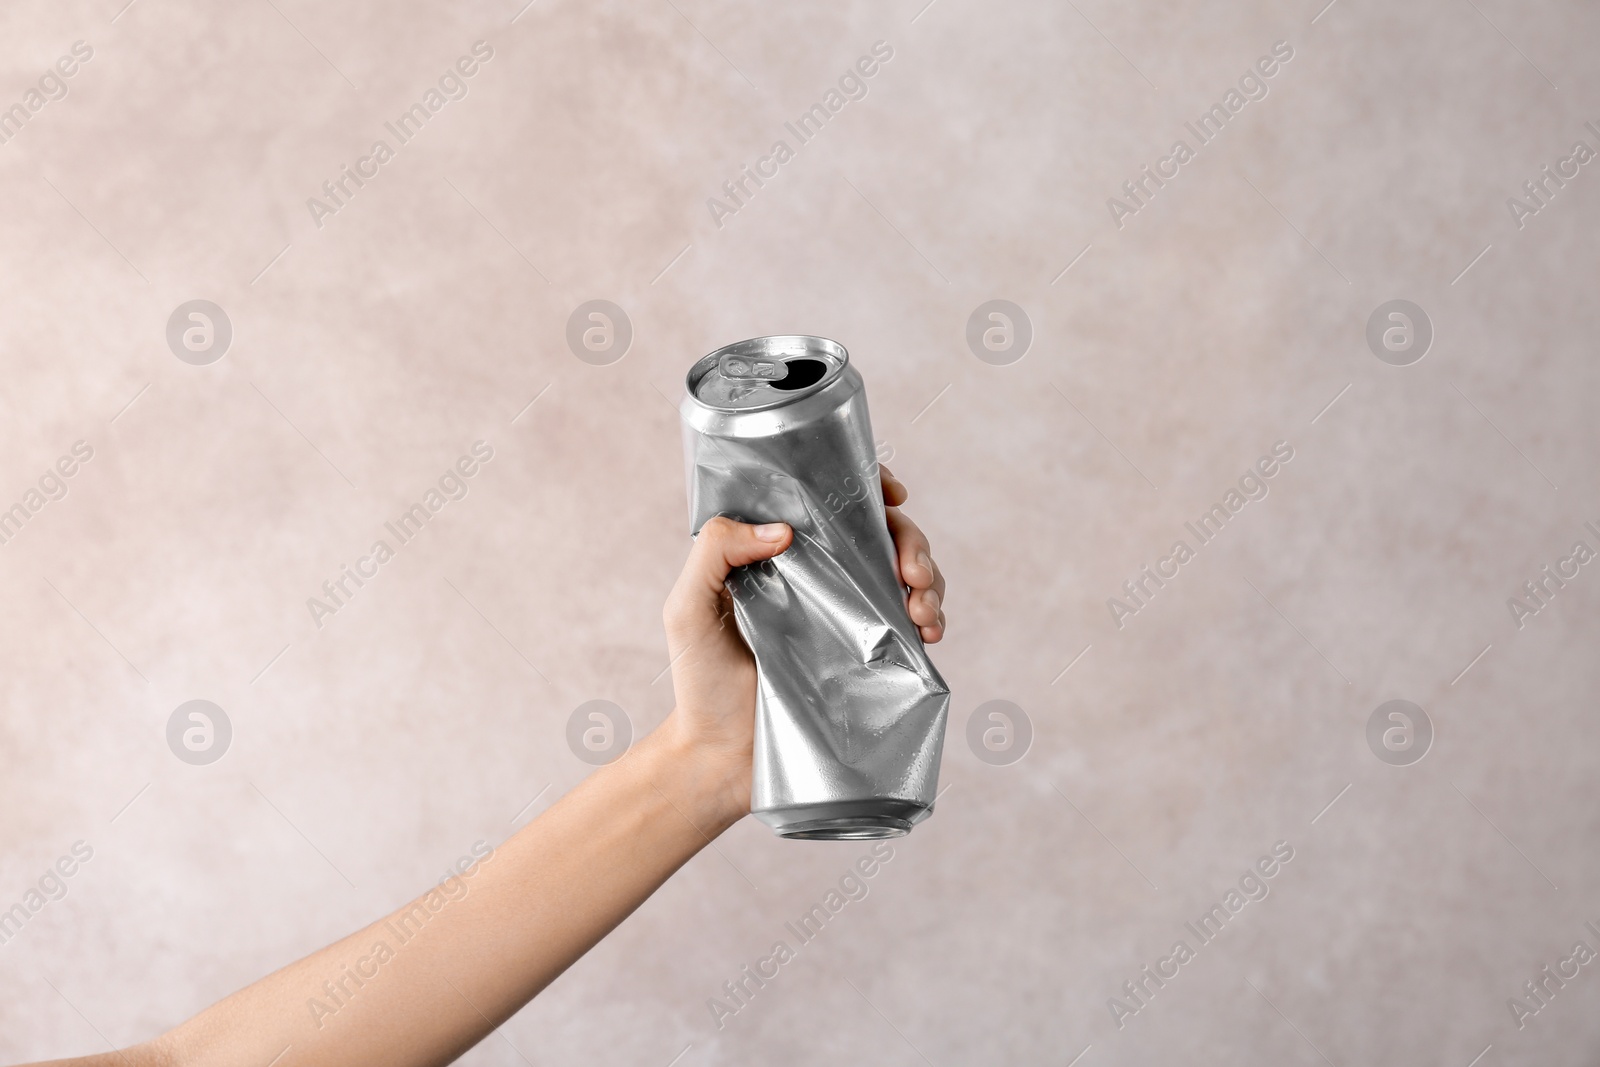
[916,551,932,575]
[754,523,789,542]
[924,589,941,612]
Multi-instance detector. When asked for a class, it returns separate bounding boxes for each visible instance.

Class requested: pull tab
[719,353,787,381]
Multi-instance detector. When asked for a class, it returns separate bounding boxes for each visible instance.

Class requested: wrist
[637,712,750,837]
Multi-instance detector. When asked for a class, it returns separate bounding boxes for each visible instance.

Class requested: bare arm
[26,468,943,1067]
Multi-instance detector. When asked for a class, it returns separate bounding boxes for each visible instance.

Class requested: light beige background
[3,0,1598,1063]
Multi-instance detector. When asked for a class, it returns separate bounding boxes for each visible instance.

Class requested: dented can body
[680,335,949,840]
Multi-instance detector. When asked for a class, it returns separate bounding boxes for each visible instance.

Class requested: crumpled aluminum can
[680,335,949,839]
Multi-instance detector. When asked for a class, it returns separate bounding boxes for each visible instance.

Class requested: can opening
[770,357,828,391]
[687,336,848,412]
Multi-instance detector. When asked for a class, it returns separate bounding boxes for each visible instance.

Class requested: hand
[658,466,946,822]
[880,464,947,645]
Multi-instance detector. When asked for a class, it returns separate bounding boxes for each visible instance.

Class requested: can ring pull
[719,353,787,381]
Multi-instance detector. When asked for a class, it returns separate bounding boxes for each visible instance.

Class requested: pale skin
[25,467,945,1067]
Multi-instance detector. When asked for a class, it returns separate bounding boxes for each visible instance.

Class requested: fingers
[885,506,946,643]
[909,588,944,643]
[880,464,908,508]
[671,506,943,646]
[885,507,941,591]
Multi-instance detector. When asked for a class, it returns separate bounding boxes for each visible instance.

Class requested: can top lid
[686,335,848,412]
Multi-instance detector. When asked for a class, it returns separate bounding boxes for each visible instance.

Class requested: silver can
[680,335,950,840]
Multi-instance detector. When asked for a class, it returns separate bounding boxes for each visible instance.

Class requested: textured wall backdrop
[3,0,1599,1063]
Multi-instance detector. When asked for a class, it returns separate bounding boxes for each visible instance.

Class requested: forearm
[21,474,940,1067]
[36,714,743,1067]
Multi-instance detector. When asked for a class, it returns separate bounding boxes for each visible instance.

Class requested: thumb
[683,516,792,600]
[665,517,792,648]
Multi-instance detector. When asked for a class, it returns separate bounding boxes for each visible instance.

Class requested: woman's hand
[657,465,946,824]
